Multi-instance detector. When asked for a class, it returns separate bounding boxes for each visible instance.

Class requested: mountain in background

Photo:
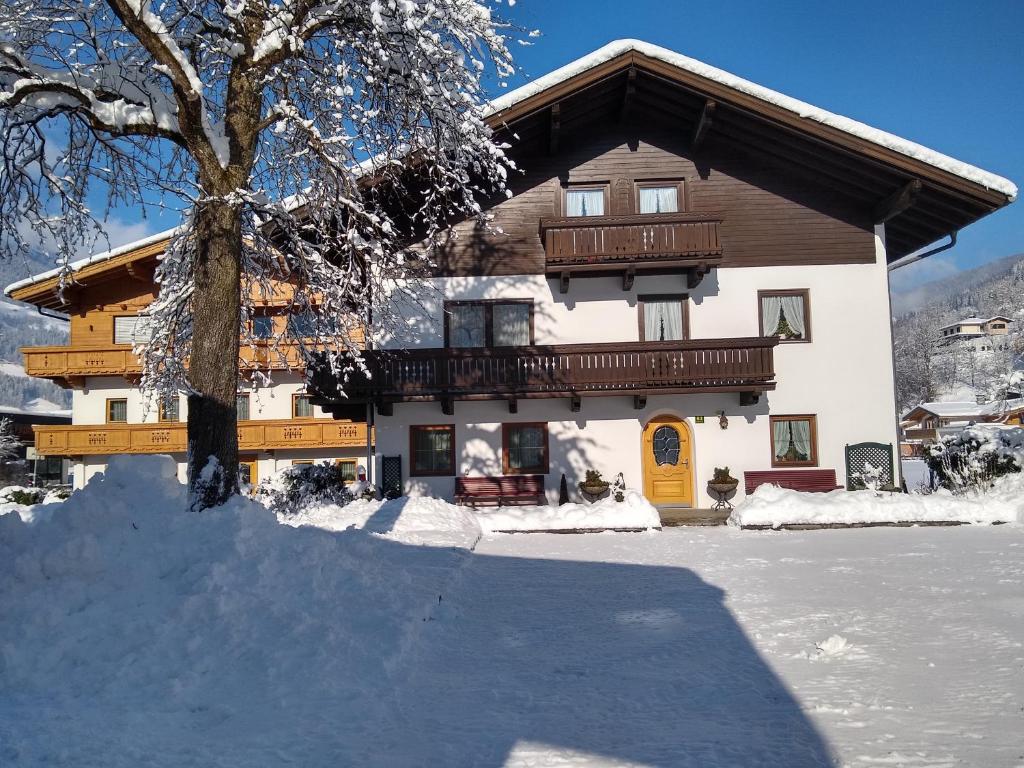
[0,254,71,414]
[891,252,1024,317]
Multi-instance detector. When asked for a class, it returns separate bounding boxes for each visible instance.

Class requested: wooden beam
[633,395,647,410]
[687,262,709,290]
[508,397,518,414]
[739,391,760,406]
[618,67,637,122]
[570,394,581,413]
[376,400,393,417]
[690,99,716,150]
[873,179,923,224]
[622,266,636,292]
[559,271,570,294]
[548,102,561,155]
[441,397,454,416]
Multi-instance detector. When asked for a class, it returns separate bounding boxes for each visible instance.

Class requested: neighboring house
[0,404,72,485]
[901,398,1024,456]
[4,237,371,490]
[305,40,1016,507]
[937,315,1014,351]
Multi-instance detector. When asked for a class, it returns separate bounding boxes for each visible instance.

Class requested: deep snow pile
[0,455,476,766]
[730,473,1024,528]
[283,494,482,549]
[474,490,661,533]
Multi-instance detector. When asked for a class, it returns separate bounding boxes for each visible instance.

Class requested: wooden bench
[744,469,842,495]
[454,475,545,507]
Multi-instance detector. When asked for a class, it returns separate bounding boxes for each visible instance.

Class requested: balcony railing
[32,419,370,457]
[540,212,724,291]
[311,337,777,407]
[21,343,306,387]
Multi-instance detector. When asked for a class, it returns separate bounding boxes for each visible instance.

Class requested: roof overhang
[485,40,1015,260]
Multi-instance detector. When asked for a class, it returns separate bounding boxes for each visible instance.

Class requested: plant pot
[707,481,738,495]
[580,483,610,496]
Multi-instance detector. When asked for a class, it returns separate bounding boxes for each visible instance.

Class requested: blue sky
[102,1,1022,293]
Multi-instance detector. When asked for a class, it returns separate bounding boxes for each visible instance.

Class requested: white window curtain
[639,186,679,214]
[644,300,684,341]
[780,295,806,338]
[774,418,812,462]
[449,305,486,347]
[566,189,604,217]
[761,295,783,337]
[114,316,153,345]
[493,303,530,346]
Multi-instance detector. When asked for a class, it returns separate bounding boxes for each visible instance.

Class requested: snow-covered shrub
[256,464,355,515]
[925,425,1024,494]
[1,485,45,506]
[849,462,884,493]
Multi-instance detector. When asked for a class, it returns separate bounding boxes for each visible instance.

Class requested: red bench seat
[744,469,842,495]
[454,475,545,507]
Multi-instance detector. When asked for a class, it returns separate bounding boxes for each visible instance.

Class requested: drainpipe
[887,232,957,272]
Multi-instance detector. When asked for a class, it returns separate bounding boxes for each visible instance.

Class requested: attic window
[565,187,605,217]
[637,183,681,214]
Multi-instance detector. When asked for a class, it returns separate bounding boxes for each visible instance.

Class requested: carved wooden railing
[312,337,777,404]
[32,419,369,457]
[540,212,723,270]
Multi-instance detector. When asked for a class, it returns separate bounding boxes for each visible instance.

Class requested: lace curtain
[644,299,684,341]
[773,418,812,462]
[449,305,486,347]
[566,189,604,217]
[638,186,678,214]
[761,294,806,339]
[493,303,530,346]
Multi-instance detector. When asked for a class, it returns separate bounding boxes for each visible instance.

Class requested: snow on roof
[3,227,178,298]
[938,316,1015,330]
[0,403,72,419]
[488,39,1017,200]
[904,398,1024,420]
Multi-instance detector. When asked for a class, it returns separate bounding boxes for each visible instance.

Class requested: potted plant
[707,466,739,495]
[578,469,610,498]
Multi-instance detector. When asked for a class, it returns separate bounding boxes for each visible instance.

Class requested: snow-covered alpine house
[6,40,1017,508]
[4,231,371,489]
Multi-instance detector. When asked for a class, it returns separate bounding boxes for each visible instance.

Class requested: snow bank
[730,476,1024,528]
[475,490,661,533]
[284,495,482,549]
[0,455,476,765]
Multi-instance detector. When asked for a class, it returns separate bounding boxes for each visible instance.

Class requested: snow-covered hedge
[255,462,356,514]
[925,425,1024,494]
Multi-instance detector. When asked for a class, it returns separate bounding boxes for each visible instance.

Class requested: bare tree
[0,0,518,508]
[0,418,19,462]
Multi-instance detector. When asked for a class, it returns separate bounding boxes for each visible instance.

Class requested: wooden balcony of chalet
[310,337,777,415]
[32,419,369,458]
[539,212,724,293]
[21,343,306,388]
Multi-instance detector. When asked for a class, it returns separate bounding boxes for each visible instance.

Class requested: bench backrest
[744,469,838,495]
[456,475,544,496]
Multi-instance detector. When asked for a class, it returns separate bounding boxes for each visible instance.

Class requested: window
[158,396,180,422]
[293,394,314,419]
[638,295,688,341]
[637,183,681,214]
[769,415,818,467]
[238,456,257,486]
[336,459,358,482]
[444,300,533,348]
[113,315,153,345]
[236,394,250,421]
[252,316,275,339]
[565,187,605,217]
[287,310,317,339]
[292,460,314,466]
[652,425,681,466]
[503,422,549,475]
[759,290,811,342]
[106,398,128,423]
[410,425,455,477]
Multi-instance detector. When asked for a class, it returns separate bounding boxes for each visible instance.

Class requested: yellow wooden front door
[642,416,693,507]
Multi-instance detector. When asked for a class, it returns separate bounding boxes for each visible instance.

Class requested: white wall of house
[371,227,899,505]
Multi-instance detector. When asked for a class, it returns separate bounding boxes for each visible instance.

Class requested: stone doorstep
[658,507,730,527]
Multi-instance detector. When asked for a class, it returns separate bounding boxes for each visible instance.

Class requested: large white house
[7,40,1016,509]
[307,40,1016,508]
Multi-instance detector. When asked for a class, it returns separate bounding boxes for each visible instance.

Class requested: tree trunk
[187,200,242,510]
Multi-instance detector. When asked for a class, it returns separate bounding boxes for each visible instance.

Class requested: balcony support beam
[687,262,710,290]
[690,99,717,150]
[618,67,637,123]
[508,397,518,414]
[548,102,561,155]
[622,266,635,292]
[633,395,647,410]
[559,270,571,294]
[441,396,454,416]
[874,179,922,224]
[570,394,581,413]
[376,400,393,417]
[739,391,760,406]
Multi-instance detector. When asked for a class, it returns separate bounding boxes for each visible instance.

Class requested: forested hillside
[892,254,1024,413]
[0,255,70,413]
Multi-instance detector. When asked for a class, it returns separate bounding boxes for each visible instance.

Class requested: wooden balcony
[21,343,306,388]
[32,419,370,458]
[539,212,724,293]
[902,427,938,441]
[310,337,777,413]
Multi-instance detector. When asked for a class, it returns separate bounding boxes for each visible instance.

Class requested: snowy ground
[2,459,1023,766]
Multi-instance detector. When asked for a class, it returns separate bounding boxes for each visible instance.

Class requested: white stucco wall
[371,225,899,505]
